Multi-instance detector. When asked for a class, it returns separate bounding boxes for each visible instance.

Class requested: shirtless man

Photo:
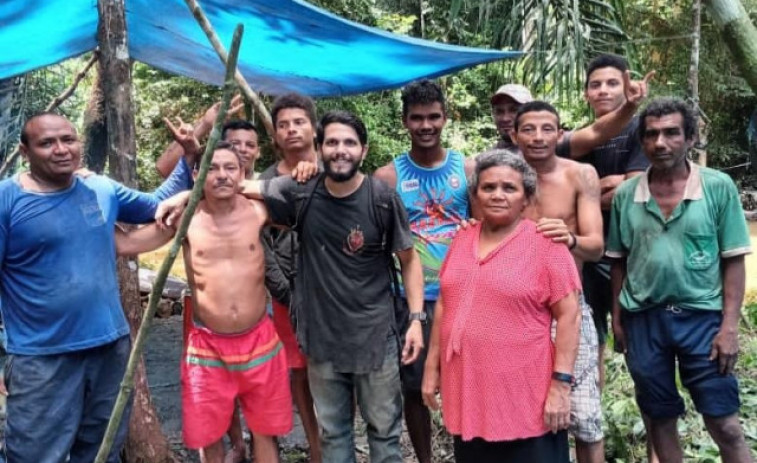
[510,101,605,463]
[116,142,292,463]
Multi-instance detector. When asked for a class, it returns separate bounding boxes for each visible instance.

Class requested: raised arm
[568,70,654,159]
[114,223,175,256]
[155,96,244,177]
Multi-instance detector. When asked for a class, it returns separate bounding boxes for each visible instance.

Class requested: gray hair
[469,149,537,199]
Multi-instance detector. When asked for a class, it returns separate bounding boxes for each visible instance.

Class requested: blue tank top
[394,150,469,300]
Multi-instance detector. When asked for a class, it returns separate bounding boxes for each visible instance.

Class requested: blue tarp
[0,0,521,97]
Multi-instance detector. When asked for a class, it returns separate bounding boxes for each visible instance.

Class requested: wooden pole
[97,0,176,461]
[93,24,244,463]
[0,52,98,178]
[183,0,274,138]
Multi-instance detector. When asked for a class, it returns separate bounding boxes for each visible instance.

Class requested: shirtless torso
[524,157,603,269]
[512,108,604,268]
[183,195,270,334]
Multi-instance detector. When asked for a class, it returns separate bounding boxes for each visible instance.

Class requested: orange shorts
[181,317,293,449]
[272,299,307,369]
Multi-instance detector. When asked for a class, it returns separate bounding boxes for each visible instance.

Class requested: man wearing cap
[491,84,533,151]
[490,80,644,157]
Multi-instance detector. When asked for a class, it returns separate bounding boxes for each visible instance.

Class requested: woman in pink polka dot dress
[422,150,582,462]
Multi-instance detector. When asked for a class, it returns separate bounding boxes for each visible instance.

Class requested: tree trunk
[82,64,108,174]
[97,1,175,462]
[689,0,708,166]
[705,0,757,94]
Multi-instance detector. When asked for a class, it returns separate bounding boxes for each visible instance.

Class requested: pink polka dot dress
[438,219,581,442]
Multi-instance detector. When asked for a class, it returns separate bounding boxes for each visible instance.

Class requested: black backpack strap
[368,177,404,348]
[287,174,325,338]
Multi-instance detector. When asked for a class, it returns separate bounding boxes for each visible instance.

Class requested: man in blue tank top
[375,80,474,463]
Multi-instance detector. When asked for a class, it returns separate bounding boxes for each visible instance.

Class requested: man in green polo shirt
[606,97,753,463]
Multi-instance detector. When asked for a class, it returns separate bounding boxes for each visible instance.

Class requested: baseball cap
[491,84,533,105]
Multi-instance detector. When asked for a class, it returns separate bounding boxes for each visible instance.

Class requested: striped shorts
[182,317,292,449]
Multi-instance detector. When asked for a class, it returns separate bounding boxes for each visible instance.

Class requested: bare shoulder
[463,156,476,178]
[574,162,600,196]
[373,162,397,188]
[243,195,268,218]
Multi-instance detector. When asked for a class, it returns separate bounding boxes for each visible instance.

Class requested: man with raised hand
[607,98,753,463]
[564,54,655,393]
[0,112,190,463]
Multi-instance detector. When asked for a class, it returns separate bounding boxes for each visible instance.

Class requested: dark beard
[324,159,360,182]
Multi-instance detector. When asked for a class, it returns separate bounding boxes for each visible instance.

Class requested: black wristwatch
[552,371,575,385]
[409,312,427,324]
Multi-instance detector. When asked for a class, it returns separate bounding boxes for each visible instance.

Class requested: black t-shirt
[578,117,648,180]
[560,117,649,237]
[263,175,414,373]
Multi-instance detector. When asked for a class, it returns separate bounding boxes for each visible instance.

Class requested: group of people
[0,52,753,463]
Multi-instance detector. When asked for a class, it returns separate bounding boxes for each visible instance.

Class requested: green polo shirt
[606,162,751,312]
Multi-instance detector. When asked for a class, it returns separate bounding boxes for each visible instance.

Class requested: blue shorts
[623,306,740,419]
[2,336,133,463]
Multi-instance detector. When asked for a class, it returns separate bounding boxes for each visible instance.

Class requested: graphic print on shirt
[343,225,365,255]
[394,151,469,299]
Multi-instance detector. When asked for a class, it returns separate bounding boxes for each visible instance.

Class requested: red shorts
[272,299,307,369]
[181,317,293,449]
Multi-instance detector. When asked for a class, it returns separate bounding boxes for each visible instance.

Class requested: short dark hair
[638,97,698,142]
[210,140,243,167]
[401,79,446,118]
[585,54,629,89]
[20,111,69,145]
[271,93,317,126]
[316,110,368,146]
[221,120,257,140]
[513,101,561,131]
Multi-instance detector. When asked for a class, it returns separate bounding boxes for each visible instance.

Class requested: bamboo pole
[183,0,275,138]
[0,51,99,178]
[93,24,244,463]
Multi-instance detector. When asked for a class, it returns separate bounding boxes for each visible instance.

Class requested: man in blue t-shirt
[0,113,189,463]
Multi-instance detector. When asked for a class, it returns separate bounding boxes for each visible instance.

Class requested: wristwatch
[408,312,427,324]
[552,371,575,385]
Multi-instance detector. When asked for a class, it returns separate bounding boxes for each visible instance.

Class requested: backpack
[287,173,403,341]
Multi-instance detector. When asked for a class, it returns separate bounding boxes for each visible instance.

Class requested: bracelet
[568,232,577,250]
[552,371,575,384]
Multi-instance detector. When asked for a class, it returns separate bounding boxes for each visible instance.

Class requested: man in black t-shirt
[561,54,656,463]
[263,111,425,463]
[562,55,652,383]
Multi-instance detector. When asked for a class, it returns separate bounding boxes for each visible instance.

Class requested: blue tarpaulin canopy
[0,0,521,97]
